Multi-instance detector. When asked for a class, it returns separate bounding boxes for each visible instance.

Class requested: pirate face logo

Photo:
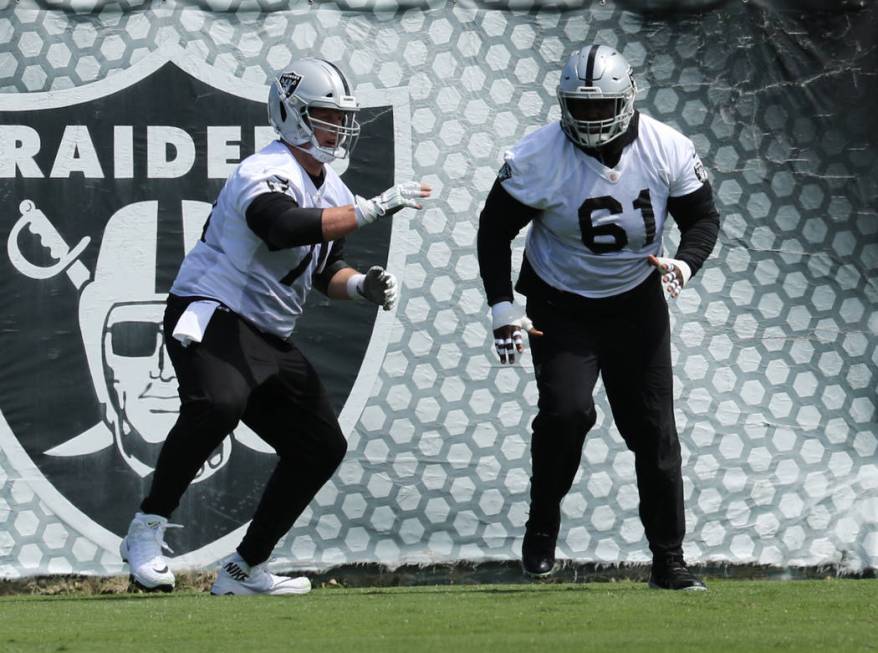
[103,301,177,446]
[104,303,178,460]
[0,46,409,565]
[99,300,229,480]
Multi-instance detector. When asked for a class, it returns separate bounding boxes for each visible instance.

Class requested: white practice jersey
[172,140,354,338]
[501,114,707,298]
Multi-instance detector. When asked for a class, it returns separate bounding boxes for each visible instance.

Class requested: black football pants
[525,272,685,558]
[140,296,347,566]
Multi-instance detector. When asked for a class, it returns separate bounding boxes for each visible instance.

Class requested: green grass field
[1,580,875,652]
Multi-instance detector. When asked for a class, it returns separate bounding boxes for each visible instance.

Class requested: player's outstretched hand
[647,254,692,299]
[358,265,399,311]
[354,182,432,226]
[491,301,543,364]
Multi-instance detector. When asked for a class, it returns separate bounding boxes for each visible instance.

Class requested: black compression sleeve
[246,192,325,250]
[667,182,720,278]
[477,179,539,306]
[313,237,349,295]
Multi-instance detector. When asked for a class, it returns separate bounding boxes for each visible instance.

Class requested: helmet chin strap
[290,141,337,164]
[309,147,337,164]
[287,122,342,163]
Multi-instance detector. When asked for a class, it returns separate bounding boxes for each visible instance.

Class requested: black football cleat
[649,555,708,591]
[521,530,558,577]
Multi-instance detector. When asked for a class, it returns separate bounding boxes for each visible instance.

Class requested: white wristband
[346,273,366,300]
[491,301,533,332]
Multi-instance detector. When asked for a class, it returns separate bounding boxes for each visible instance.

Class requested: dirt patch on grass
[0,571,217,596]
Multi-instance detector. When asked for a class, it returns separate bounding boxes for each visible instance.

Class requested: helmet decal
[277,71,303,98]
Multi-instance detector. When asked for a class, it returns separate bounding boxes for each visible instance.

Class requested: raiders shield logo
[693,155,708,183]
[0,46,411,565]
[277,72,303,98]
[266,175,293,196]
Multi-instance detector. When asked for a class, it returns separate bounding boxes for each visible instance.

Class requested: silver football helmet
[267,58,360,163]
[557,45,637,148]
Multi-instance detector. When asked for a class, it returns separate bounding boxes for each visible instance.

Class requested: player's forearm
[675,215,719,276]
[668,182,720,277]
[246,192,361,248]
[321,206,360,241]
[478,224,515,306]
[324,267,359,300]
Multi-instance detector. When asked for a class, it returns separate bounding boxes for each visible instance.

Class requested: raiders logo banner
[0,47,412,566]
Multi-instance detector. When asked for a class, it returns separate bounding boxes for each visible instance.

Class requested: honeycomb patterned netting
[0,0,875,577]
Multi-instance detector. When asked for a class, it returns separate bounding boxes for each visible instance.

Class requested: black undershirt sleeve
[246,192,325,251]
[667,181,720,278]
[312,237,350,296]
[477,179,540,306]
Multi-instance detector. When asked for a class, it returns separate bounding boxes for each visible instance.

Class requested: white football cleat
[210,553,311,596]
[119,512,180,592]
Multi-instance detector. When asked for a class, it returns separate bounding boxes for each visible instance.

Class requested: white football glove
[491,301,534,364]
[650,256,692,299]
[354,182,424,227]
[348,266,399,311]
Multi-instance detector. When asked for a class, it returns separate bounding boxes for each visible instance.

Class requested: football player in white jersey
[478,44,719,590]
[119,58,431,595]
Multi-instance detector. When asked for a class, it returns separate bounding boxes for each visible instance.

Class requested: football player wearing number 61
[477,44,718,590]
[119,58,431,596]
